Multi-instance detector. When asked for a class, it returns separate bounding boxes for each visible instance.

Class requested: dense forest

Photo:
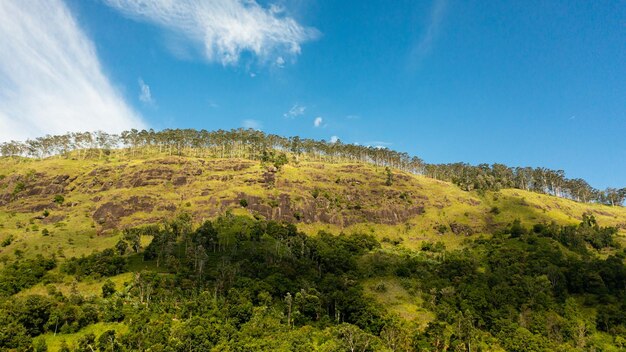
[1,129,624,206]
[1,212,624,351]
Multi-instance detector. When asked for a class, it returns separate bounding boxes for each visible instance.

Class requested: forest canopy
[1,213,625,351]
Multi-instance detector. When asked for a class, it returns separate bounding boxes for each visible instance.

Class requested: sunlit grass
[41,322,128,351]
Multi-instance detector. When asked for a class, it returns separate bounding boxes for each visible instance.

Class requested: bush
[421,241,445,252]
[12,182,25,195]
[1,235,14,247]
[508,219,526,238]
[239,199,248,208]
[102,279,116,298]
[435,224,448,234]
[490,206,501,215]
[53,195,65,205]
[373,282,387,292]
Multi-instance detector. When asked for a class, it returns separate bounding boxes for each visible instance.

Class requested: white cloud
[104,0,320,66]
[138,78,154,104]
[0,0,144,142]
[275,56,285,68]
[284,104,306,118]
[313,116,323,127]
[411,0,448,62]
[242,119,261,130]
[330,135,339,144]
[365,141,393,147]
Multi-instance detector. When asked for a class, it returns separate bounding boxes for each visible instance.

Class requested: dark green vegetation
[1,129,624,205]
[1,212,625,351]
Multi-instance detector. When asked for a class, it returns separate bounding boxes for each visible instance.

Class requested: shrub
[102,279,116,298]
[12,182,25,195]
[53,195,65,205]
[490,206,501,215]
[1,235,14,247]
[385,167,393,186]
[373,282,387,292]
[239,199,248,208]
[508,219,526,238]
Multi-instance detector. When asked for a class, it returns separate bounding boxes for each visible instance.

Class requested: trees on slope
[1,128,623,205]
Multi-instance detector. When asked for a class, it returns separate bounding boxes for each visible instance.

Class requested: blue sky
[0,0,624,189]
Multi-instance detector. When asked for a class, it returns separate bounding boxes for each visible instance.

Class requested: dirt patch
[42,215,65,224]
[172,176,187,186]
[203,160,255,172]
[157,203,177,212]
[130,167,174,187]
[262,171,276,188]
[593,209,614,217]
[449,222,474,236]
[460,198,480,206]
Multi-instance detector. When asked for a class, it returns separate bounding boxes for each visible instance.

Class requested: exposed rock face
[238,191,426,227]
[93,196,155,230]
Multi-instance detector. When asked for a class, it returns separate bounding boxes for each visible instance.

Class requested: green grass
[40,322,128,351]
[363,277,435,329]
[16,272,135,298]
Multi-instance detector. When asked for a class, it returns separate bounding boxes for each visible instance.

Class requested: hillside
[1,152,626,351]
[1,154,624,259]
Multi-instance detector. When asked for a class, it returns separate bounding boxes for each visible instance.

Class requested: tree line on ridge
[1,128,624,205]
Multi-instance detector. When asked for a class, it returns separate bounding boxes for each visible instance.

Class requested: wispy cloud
[329,135,339,144]
[365,141,393,148]
[313,116,323,127]
[104,0,320,66]
[0,0,144,142]
[284,104,306,118]
[411,0,448,63]
[138,78,154,105]
[275,56,286,68]
[242,119,262,130]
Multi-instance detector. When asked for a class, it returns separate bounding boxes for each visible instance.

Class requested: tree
[385,167,393,186]
[102,280,116,298]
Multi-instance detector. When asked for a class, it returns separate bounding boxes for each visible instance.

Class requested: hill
[1,154,624,258]
[1,150,625,351]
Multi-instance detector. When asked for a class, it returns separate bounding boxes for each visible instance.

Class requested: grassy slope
[1,154,623,260]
